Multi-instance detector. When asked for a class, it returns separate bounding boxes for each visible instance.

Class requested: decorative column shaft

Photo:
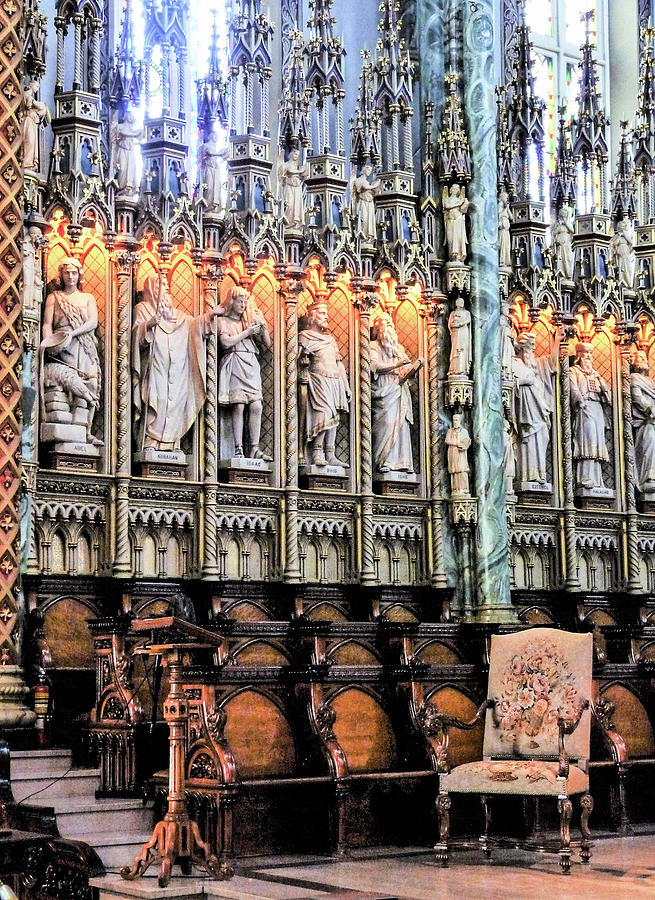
[90,19,102,92]
[358,290,377,585]
[73,14,83,89]
[559,329,581,591]
[461,2,512,618]
[202,267,222,579]
[620,338,643,592]
[283,275,302,583]
[426,302,448,588]
[55,18,65,92]
[178,51,186,119]
[113,251,137,577]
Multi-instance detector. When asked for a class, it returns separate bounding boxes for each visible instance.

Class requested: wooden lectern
[120,616,232,887]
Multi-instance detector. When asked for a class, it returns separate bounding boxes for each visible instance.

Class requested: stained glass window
[525,0,554,38]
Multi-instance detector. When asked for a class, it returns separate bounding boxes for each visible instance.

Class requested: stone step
[12,766,100,803]
[11,748,72,779]
[90,875,206,900]
[43,796,154,837]
[87,829,155,871]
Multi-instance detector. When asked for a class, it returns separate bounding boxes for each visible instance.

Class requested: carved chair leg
[331,782,349,858]
[617,765,631,836]
[557,796,573,874]
[579,792,593,864]
[435,792,451,867]
[480,795,492,857]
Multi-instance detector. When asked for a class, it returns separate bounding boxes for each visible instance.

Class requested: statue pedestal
[575,485,615,509]
[217,457,272,485]
[134,448,187,479]
[374,471,419,495]
[446,377,473,408]
[519,481,553,501]
[444,261,471,294]
[41,423,102,471]
[300,464,348,491]
[0,666,37,731]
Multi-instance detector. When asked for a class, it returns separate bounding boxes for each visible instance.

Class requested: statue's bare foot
[379,466,390,473]
[87,435,104,447]
[326,453,346,467]
[252,448,272,462]
[234,444,244,458]
[313,449,327,466]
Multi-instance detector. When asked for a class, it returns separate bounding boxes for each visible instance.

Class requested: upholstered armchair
[433,628,593,873]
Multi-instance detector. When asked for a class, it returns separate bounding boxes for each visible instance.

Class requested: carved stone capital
[450,497,478,526]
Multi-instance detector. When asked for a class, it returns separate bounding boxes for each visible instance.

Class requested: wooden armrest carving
[417,699,492,775]
[558,699,589,778]
[435,698,495,733]
[592,697,628,765]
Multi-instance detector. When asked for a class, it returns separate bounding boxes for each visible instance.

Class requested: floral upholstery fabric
[440,759,589,797]
[483,628,593,760]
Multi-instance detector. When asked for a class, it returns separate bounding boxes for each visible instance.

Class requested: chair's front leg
[434,792,451,867]
[557,797,573,874]
[480,795,492,857]
[580,793,594,863]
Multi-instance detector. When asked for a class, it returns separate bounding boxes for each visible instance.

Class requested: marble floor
[94,835,655,900]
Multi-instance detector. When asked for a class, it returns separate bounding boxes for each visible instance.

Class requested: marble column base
[0,666,37,729]
[218,456,272,485]
[474,603,519,624]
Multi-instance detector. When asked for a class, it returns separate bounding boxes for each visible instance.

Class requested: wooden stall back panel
[383,604,419,623]
[328,641,380,665]
[520,608,556,626]
[416,641,462,666]
[428,686,484,767]
[331,688,397,773]
[224,600,273,621]
[223,691,296,777]
[232,641,289,666]
[600,684,655,759]
[44,598,96,668]
[305,602,349,622]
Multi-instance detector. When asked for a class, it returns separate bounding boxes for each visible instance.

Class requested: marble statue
[23,81,50,173]
[349,163,382,241]
[447,297,472,377]
[609,219,636,288]
[511,331,558,487]
[278,148,309,227]
[630,349,655,493]
[132,274,222,451]
[445,413,471,497]
[40,257,102,446]
[503,417,517,494]
[298,301,351,467]
[111,111,143,195]
[498,190,513,268]
[22,226,44,313]
[500,299,516,380]
[552,206,575,279]
[199,123,229,212]
[442,183,469,262]
[570,342,612,491]
[217,286,272,459]
[370,312,423,474]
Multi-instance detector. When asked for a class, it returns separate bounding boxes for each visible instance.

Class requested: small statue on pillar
[299,301,351,470]
[278,147,309,228]
[110,110,144,196]
[445,413,471,497]
[498,190,513,268]
[609,218,636,289]
[199,122,229,214]
[552,206,575,280]
[348,163,382,242]
[631,348,655,498]
[23,81,50,174]
[217,286,272,464]
[40,257,103,465]
[447,297,472,378]
[442,184,469,262]
[22,226,46,314]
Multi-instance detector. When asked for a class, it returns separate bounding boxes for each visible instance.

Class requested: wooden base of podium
[120,812,232,887]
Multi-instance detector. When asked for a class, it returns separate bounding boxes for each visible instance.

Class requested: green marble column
[461,2,513,620]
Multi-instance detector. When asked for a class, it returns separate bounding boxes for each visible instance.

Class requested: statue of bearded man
[370,312,423,474]
[570,342,612,490]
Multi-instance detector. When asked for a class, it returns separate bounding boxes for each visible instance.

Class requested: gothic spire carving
[438,72,471,185]
[506,15,545,201]
[373,0,414,172]
[634,27,655,171]
[109,0,143,118]
[550,106,577,215]
[279,29,311,151]
[612,121,637,222]
[350,50,380,167]
[197,13,229,138]
[304,0,346,156]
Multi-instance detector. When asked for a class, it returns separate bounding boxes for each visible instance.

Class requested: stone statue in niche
[500,299,516,380]
[445,413,471,497]
[503,416,517,495]
[447,297,472,378]
[570,342,612,491]
[40,257,102,449]
[349,163,381,242]
[199,123,229,213]
[498,190,513,268]
[552,206,575,279]
[370,311,423,474]
[22,226,45,314]
[132,274,222,453]
[609,219,636,288]
[111,111,143,195]
[442,183,469,262]
[299,301,351,467]
[278,148,309,228]
[217,286,272,459]
[511,331,558,489]
[23,81,50,173]
[630,349,655,494]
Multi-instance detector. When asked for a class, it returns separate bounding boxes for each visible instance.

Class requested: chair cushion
[440,759,589,796]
